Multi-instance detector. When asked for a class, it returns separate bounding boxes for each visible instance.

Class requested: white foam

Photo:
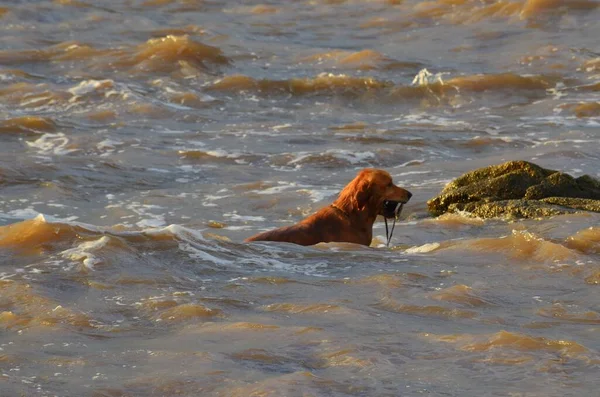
[224,225,253,231]
[535,139,598,146]
[242,251,332,277]
[26,133,79,156]
[145,224,207,243]
[224,212,265,222]
[68,79,114,96]
[97,139,124,150]
[136,218,166,228]
[204,194,233,202]
[272,123,292,131]
[390,114,471,127]
[250,182,297,195]
[20,93,55,107]
[157,128,188,135]
[162,225,236,267]
[289,149,375,166]
[147,168,171,174]
[205,149,240,158]
[124,202,167,229]
[178,140,206,148]
[405,242,441,254]
[178,165,206,173]
[61,236,111,270]
[411,68,446,86]
[297,188,338,203]
[393,160,426,168]
[394,170,430,177]
[0,210,79,223]
[2,208,42,220]
[179,243,234,266]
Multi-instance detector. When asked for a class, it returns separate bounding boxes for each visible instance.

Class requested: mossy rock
[427,161,600,219]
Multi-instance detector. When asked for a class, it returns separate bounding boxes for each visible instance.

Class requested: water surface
[1,1,600,396]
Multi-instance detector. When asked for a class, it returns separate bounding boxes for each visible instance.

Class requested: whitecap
[144,224,207,243]
[1,208,42,220]
[68,79,114,96]
[136,218,166,228]
[26,133,79,156]
[223,212,266,222]
[178,242,234,266]
[61,236,111,270]
[297,188,338,203]
[411,68,447,86]
[97,139,124,150]
[405,242,441,254]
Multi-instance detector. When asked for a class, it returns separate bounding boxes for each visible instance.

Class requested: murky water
[1,1,600,396]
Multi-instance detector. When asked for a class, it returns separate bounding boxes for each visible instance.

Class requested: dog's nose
[406,191,413,201]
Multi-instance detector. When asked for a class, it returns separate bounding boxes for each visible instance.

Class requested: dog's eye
[387,182,393,187]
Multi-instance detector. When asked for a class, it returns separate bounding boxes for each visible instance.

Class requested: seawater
[0,1,599,396]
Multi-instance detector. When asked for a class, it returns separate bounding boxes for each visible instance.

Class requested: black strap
[384,216,397,247]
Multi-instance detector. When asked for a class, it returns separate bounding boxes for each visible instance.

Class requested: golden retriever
[245,168,412,246]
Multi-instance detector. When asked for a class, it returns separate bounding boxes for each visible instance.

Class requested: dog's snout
[398,189,412,204]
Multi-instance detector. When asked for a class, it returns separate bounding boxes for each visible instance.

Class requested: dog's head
[338,168,412,218]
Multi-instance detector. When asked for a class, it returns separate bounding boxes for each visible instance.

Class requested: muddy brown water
[1,1,600,396]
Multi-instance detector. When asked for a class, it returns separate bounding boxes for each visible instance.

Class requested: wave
[426,330,589,358]
[405,229,578,263]
[0,35,230,77]
[410,0,598,24]
[0,116,57,134]
[207,71,559,106]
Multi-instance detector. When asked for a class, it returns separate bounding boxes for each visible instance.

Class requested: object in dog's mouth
[383,200,404,220]
[383,200,404,247]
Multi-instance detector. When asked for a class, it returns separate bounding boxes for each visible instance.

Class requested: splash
[60,236,111,271]
[412,68,446,86]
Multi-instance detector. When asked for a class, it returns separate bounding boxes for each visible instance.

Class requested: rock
[427,161,600,219]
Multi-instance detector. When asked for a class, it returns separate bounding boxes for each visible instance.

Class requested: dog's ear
[354,175,372,210]
[335,169,375,211]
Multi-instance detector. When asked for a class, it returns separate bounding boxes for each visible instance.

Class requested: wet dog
[245,168,412,246]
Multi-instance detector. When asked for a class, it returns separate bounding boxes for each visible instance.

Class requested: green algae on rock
[427,161,600,219]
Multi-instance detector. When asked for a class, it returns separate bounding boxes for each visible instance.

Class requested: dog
[245,168,412,246]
